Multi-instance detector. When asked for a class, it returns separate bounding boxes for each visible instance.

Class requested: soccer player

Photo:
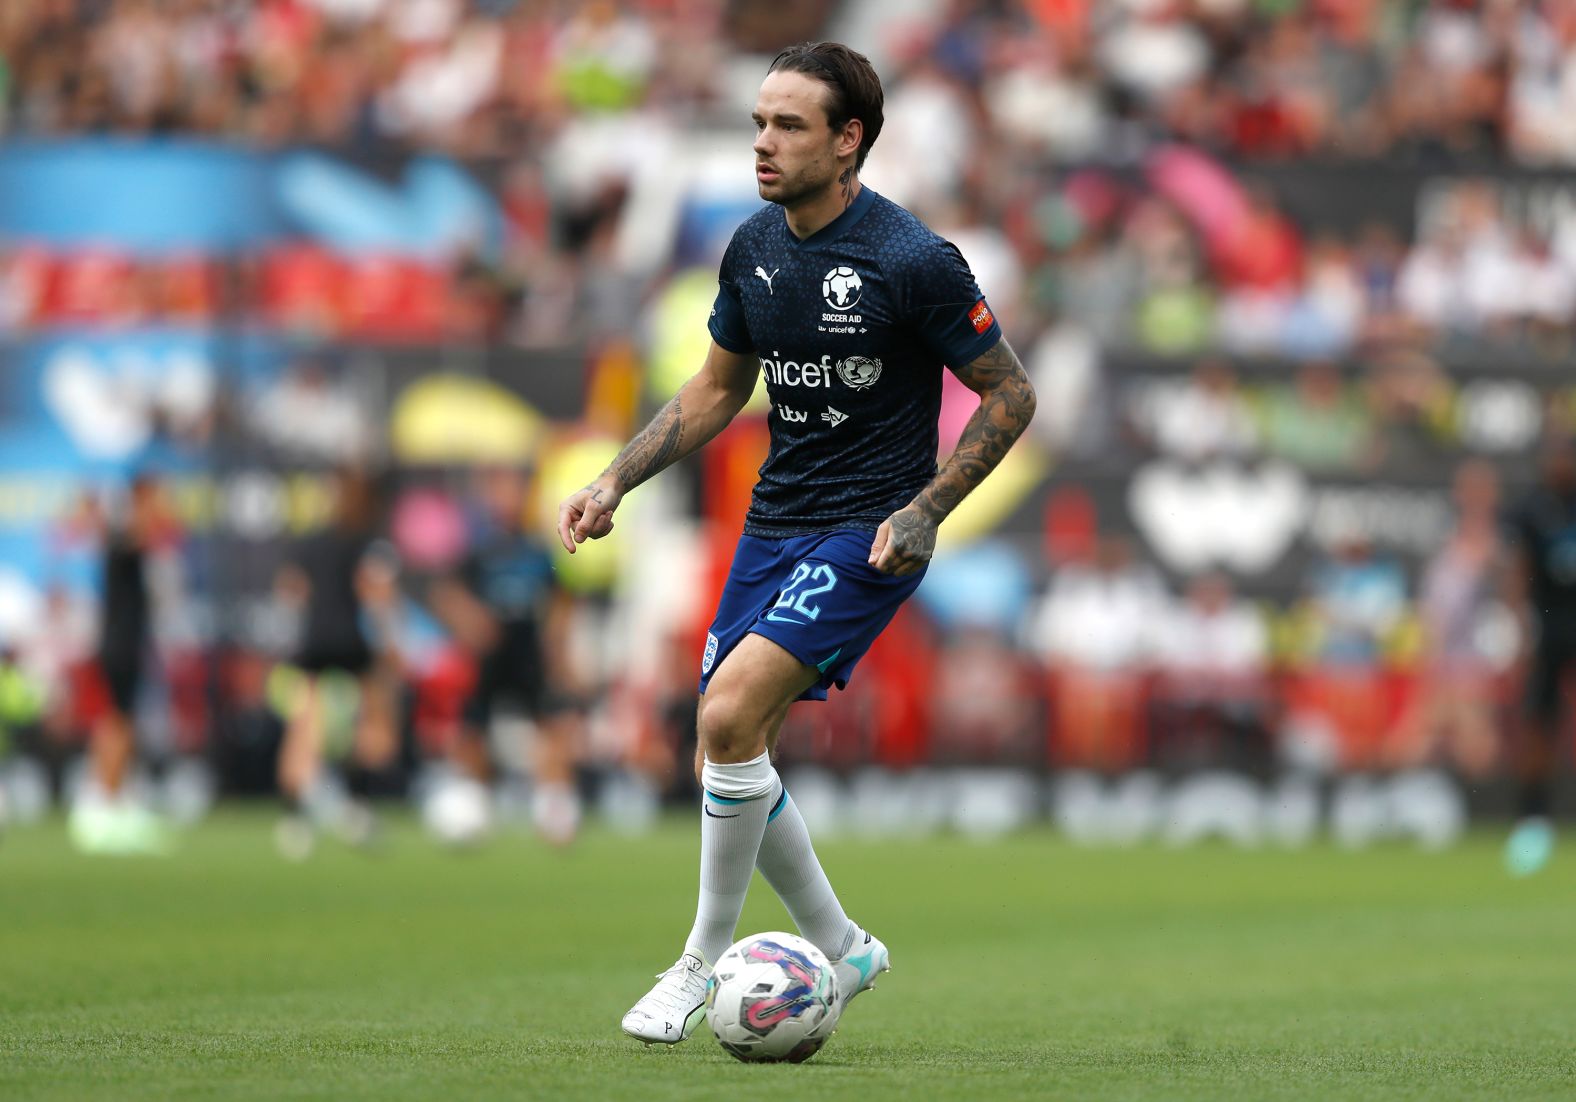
[1503,435,1576,876]
[71,475,174,854]
[430,465,583,844]
[273,468,393,856]
[557,42,1036,1044]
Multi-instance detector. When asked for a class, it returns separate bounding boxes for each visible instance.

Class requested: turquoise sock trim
[767,789,788,822]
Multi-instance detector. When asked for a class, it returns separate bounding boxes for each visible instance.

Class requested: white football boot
[621,951,712,1044]
[831,926,890,1013]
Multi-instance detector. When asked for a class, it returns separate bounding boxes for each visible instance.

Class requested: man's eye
[781,124,795,132]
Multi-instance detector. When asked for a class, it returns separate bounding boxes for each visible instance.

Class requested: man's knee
[698,688,766,763]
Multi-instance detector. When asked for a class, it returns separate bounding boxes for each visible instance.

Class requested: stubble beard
[759,160,837,209]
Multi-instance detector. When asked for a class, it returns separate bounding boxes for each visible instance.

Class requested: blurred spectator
[1365,350,1452,469]
[1100,5,1209,104]
[272,467,392,856]
[1259,362,1373,473]
[72,476,178,854]
[1283,534,1409,769]
[16,584,97,752]
[983,36,1106,161]
[929,627,1040,765]
[1141,359,1258,462]
[1162,573,1269,681]
[1029,536,1166,673]
[1508,1,1576,164]
[0,646,43,766]
[1508,231,1576,349]
[1024,318,1103,458]
[1352,221,1408,343]
[864,53,973,211]
[1028,537,1166,770]
[1278,236,1365,358]
[1387,459,1504,777]
[1305,537,1408,668]
[428,465,584,844]
[1128,199,1213,355]
[1153,572,1271,770]
[1396,216,1475,335]
[1502,434,1576,875]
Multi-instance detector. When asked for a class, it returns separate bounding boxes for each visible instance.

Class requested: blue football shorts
[698,528,926,701]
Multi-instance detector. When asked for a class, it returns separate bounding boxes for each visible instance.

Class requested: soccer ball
[706,932,841,1063]
[421,775,492,846]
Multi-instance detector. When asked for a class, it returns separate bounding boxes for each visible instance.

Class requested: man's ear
[837,118,864,163]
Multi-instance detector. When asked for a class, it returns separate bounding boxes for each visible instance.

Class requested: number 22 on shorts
[766,563,838,623]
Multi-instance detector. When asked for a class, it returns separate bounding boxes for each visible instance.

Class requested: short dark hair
[768,42,884,171]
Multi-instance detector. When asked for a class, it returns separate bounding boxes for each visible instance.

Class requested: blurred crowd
[0,0,738,152]
[4,1,1576,355]
[0,411,1557,847]
[1,1,1575,848]
[6,0,1575,162]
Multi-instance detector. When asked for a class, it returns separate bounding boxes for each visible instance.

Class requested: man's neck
[784,170,862,240]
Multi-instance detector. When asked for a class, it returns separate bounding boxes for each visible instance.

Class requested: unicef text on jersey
[760,352,884,391]
[761,352,835,388]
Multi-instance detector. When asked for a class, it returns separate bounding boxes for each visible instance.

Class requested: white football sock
[756,787,858,960]
[532,780,580,845]
[685,752,779,964]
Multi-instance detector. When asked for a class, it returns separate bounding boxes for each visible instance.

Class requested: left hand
[868,505,936,577]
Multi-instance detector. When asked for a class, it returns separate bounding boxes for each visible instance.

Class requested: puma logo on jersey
[754,266,779,294]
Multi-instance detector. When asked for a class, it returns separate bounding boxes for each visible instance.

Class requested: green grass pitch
[2,811,1573,1101]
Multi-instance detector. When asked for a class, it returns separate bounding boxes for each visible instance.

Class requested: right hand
[557,475,623,553]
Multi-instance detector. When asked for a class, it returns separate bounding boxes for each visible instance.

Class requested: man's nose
[753,130,773,158]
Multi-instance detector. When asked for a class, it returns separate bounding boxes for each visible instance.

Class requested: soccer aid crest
[821,266,862,311]
[836,355,882,390]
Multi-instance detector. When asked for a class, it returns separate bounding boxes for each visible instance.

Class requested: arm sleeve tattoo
[912,338,1036,523]
[607,393,685,491]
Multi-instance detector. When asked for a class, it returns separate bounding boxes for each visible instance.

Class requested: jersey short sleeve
[708,238,754,353]
[904,238,1002,368]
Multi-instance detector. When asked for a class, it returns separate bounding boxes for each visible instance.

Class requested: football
[420,775,492,847]
[706,932,841,1063]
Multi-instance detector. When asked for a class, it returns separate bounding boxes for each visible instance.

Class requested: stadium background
[0,0,1574,848]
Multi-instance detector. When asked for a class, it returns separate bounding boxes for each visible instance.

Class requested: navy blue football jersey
[708,186,1003,536]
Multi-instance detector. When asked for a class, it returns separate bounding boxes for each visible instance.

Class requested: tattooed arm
[869,337,1037,576]
[559,341,757,553]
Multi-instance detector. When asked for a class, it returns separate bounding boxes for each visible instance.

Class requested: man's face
[751,70,849,207]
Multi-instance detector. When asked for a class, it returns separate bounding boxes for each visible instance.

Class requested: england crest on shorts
[702,631,719,674]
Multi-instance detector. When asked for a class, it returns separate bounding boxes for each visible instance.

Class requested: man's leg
[683,692,880,1006]
[622,633,815,1043]
[682,633,816,963]
[749,707,858,961]
[1505,651,1566,877]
